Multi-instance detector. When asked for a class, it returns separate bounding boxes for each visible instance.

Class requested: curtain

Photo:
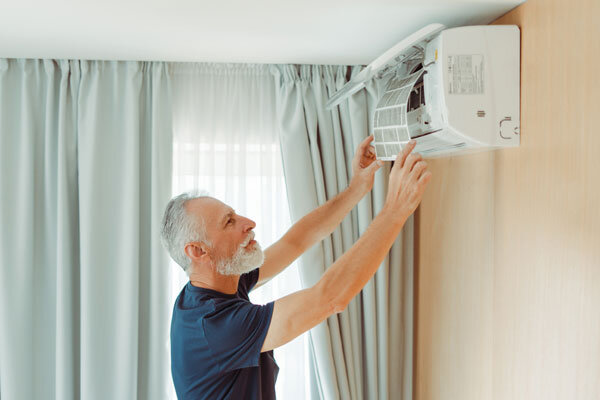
[168,62,306,400]
[272,65,414,400]
[0,59,173,400]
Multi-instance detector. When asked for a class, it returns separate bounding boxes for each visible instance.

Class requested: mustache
[240,231,255,247]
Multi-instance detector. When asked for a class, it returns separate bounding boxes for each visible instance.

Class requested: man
[160,137,431,399]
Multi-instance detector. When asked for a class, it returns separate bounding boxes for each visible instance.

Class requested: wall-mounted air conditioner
[326,24,520,158]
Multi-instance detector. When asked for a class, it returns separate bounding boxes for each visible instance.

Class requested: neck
[188,265,240,295]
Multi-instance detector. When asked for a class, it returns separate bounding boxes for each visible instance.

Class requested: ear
[184,242,210,263]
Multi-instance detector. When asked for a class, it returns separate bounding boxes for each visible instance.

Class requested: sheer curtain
[168,62,306,400]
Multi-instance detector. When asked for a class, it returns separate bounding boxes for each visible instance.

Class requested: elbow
[314,279,350,316]
[323,297,348,316]
[331,299,348,314]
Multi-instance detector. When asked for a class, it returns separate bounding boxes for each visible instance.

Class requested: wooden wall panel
[415,153,495,400]
[415,0,600,399]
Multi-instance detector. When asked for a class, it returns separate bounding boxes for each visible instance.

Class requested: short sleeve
[202,298,274,373]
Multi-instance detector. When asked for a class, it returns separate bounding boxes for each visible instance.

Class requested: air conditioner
[326,24,520,158]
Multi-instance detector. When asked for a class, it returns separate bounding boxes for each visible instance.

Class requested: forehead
[186,197,232,226]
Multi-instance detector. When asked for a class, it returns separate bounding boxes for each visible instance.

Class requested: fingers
[355,135,376,166]
[362,135,376,157]
[357,135,373,154]
[403,152,423,174]
[367,159,383,173]
[359,135,374,148]
[418,171,432,185]
[416,171,433,197]
[409,160,428,180]
[396,140,417,169]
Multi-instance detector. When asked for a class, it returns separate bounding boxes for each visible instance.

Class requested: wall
[414,0,600,399]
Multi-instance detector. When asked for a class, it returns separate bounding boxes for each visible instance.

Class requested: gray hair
[160,190,212,274]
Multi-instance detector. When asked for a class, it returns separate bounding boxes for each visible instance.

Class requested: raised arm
[255,135,382,288]
[261,141,431,352]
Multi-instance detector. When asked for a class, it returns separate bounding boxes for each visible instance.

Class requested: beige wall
[414,0,600,399]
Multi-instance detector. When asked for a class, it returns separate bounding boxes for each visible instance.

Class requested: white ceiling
[0,0,524,65]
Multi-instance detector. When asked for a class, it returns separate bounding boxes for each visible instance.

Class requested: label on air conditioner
[447,54,484,95]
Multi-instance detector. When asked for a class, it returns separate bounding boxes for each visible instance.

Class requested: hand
[350,135,383,193]
[383,140,432,222]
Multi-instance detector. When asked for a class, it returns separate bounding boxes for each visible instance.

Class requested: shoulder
[174,282,217,311]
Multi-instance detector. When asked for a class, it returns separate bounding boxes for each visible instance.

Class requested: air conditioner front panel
[357,24,520,159]
[439,26,520,148]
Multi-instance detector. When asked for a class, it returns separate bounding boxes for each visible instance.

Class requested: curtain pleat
[0,59,173,400]
[272,64,414,400]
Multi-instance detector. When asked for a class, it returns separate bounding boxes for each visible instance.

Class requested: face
[187,197,264,275]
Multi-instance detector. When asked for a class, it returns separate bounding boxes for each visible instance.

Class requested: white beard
[215,240,265,276]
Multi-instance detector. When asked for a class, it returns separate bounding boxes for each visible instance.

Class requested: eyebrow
[221,209,235,226]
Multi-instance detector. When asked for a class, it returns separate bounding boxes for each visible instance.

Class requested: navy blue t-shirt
[170,268,279,399]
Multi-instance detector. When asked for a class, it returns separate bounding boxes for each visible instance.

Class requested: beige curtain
[272,65,413,400]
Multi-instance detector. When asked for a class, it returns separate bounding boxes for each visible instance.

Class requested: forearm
[290,182,366,250]
[316,206,408,308]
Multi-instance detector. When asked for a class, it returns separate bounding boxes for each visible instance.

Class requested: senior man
[160,137,431,399]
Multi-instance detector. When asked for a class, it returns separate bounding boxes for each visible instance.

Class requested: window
[167,63,307,399]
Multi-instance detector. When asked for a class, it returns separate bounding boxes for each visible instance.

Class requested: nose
[242,216,256,233]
